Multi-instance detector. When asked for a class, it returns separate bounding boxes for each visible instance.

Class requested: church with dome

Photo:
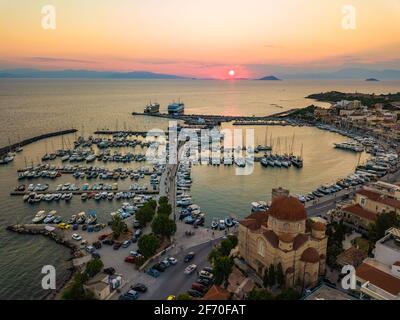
[238,192,327,288]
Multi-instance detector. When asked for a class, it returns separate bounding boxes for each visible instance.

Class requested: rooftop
[356,262,400,297]
[357,189,400,209]
[342,204,377,222]
[304,284,356,300]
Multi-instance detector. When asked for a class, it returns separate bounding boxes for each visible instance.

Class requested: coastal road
[305,187,359,217]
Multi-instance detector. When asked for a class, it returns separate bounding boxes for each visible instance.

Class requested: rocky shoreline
[6,224,83,300]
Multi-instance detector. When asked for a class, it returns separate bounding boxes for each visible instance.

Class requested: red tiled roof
[301,247,320,263]
[357,189,400,209]
[342,204,377,222]
[202,285,230,300]
[293,233,309,250]
[263,230,279,248]
[239,212,268,231]
[268,196,307,221]
[312,221,326,231]
[356,263,400,296]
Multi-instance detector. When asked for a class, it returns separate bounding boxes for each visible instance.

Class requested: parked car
[119,290,139,300]
[102,239,114,245]
[134,229,142,238]
[91,252,101,259]
[187,289,203,298]
[72,233,82,241]
[113,242,122,250]
[147,268,160,278]
[198,270,213,280]
[131,283,147,293]
[131,236,138,243]
[153,263,167,272]
[184,264,197,275]
[122,240,131,248]
[196,277,212,287]
[192,282,206,293]
[98,234,109,241]
[133,220,140,228]
[124,256,135,264]
[103,267,115,275]
[85,245,95,253]
[184,252,195,262]
[202,267,213,273]
[93,241,102,249]
[160,259,170,268]
[168,257,178,265]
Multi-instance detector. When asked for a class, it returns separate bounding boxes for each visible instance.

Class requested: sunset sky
[0,0,399,78]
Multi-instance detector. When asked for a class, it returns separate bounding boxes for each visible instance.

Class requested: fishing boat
[224,217,234,228]
[218,220,226,230]
[184,215,196,224]
[32,210,46,223]
[211,218,219,229]
[81,193,88,200]
[76,212,87,224]
[251,201,267,212]
[87,211,97,224]
[261,158,269,167]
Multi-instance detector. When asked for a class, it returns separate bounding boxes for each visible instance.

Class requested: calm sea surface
[0,79,398,299]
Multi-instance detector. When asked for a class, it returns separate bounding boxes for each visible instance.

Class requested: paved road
[134,239,221,300]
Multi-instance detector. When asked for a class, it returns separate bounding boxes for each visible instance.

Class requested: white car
[72,233,82,241]
[198,270,213,279]
[184,264,197,275]
[168,257,178,265]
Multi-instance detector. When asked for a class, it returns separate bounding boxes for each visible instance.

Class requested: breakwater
[0,129,78,157]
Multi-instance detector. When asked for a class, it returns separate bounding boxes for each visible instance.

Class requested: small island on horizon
[365,78,380,82]
[258,75,281,81]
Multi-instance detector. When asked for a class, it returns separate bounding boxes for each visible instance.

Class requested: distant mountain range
[276,68,400,80]
[1,67,399,80]
[0,69,186,79]
[258,75,281,81]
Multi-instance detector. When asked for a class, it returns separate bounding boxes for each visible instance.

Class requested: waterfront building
[355,227,400,300]
[341,187,400,230]
[238,194,327,289]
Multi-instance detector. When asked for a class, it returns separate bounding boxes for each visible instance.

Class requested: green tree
[219,238,234,256]
[368,212,400,244]
[268,264,276,287]
[213,256,233,286]
[136,205,156,227]
[227,235,238,248]
[208,247,223,264]
[276,287,301,300]
[262,268,269,288]
[276,263,285,288]
[247,288,273,300]
[110,215,127,239]
[158,202,172,216]
[62,272,93,300]
[138,233,159,258]
[84,258,104,278]
[147,199,158,210]
[151,214,176,237]
[159,196,169,205]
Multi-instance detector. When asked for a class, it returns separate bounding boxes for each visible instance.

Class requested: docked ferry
[167,101,185,115]
[144,102,160,114]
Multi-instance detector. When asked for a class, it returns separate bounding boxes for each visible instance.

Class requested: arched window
[258,239,265,257]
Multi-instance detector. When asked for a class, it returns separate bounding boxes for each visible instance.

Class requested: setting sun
[228,69,236,77]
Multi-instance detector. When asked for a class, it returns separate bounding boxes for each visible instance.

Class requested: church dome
[301,247,320,263]
[269,196,307,222]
